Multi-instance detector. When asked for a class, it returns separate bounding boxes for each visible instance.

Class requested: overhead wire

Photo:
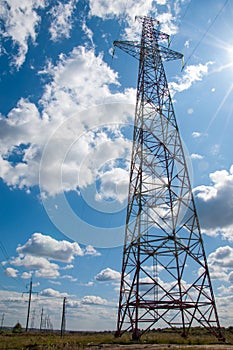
[0,239,26,289]
[169,0,192,46]
[0,240,10,261]
[182,0,229,70]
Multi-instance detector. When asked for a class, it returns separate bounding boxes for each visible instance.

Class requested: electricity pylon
[61,297,66,337]
[114,16,224,341]
[23,278,38,332]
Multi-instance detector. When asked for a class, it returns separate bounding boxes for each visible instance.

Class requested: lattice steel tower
[114,16,224,341]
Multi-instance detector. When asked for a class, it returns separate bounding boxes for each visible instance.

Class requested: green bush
[13,322,23,333]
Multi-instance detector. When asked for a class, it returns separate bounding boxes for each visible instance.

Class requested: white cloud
[89,0,185,40]
[169,62,213,94]
[5,267,18,278]
[60,275,77,282]
[78,281,94,287]
[21,272,32,279]
[10,254,60,278]
[192,131,202,138]
[49,0,77,41]
[0,98,47,189]
[81,295,107,305]
[11,254,58,269]
[49,280,61,285]
[190,153,204,160]
[0,0,45,69]
[95,267,121,281]
[207,246,233,282]
[6,233,102,279]
[82,20,94,46]
[194,165,233,240]
[156,0,167,4]
[67,300,79,308]
[0,46,134,198]
[84,245,101,256]
[16,233,84,262]
[96,166,129,204]
[61,264,74,270]
[157,12,178,35]
[187,108,194,115]
[40,288,67,298]
[89,0,143,19]
[184,40,190,48]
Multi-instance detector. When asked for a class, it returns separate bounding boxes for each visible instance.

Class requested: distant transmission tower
[114,16,224,341]
[61,297,66,337]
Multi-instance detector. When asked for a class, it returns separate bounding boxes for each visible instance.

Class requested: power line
[169,0,192,46]
[0,240,10,260]
[183,0,229,69]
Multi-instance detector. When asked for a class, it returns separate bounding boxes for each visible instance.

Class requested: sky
[0,0,233,332]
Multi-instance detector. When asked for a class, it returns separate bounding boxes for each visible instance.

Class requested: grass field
[1,327,233,349]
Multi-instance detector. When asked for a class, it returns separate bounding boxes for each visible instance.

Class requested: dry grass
[0,328,233,349]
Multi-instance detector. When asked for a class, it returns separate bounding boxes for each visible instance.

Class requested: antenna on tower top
[113,16,224,342]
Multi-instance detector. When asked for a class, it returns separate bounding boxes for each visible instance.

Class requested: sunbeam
[207,83,233,131]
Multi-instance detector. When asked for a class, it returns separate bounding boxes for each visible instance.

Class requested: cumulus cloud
[81,295,107,305]
[0,45,134,198]
[21,272,32,279]
[190,153,204,160]
[157,12,178,35]
[95,267,121,281]
[89,0,181,40]
[11,254,59,269]
[49,0,77,41]
[61,264,74,270]
[10,254,60,278]
[0,0,45,69]
[40,288,67,298]
[39,46,131,113]
[194,165,233,240]
[5,267,18,278]
[89,0,154,20]
[0,98,48,189]
[16,233,84,262]
[169,62,213,95]
[96,166,129,204]
[6,233,101,279]
[207,246,233,282]
[84,245,101,256]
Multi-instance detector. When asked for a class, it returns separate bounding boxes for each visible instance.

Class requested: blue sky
[1,0,233,331]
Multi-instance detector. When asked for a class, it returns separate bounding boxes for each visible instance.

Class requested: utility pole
[23,278,37,332]
[114,16,224,341]
[60,297,66,337]
[40,307,44,331]
[25,279,32,332]
[0,313,4,330]
[45,315,49,331]
[30,309,36,330]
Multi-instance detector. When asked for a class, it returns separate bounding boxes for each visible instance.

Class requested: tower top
[113,16,183,62]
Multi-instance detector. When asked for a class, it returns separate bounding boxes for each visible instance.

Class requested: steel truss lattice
[114,16,224,341]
